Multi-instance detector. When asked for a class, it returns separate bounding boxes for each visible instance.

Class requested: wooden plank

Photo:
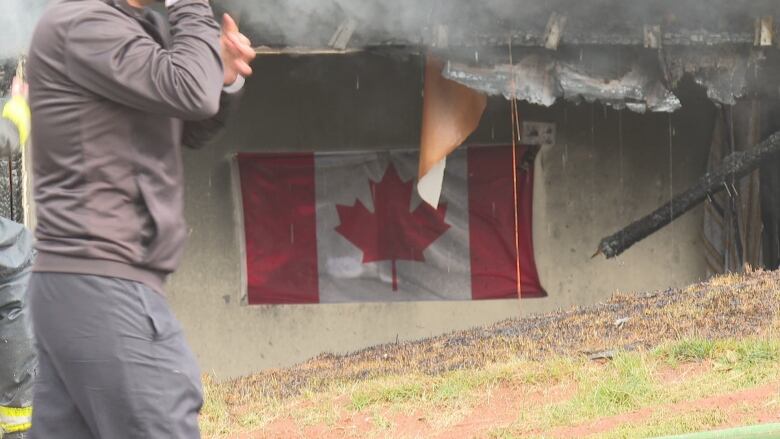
[597,130,780,259]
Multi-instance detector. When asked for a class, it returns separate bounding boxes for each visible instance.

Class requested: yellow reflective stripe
[0,405,32,433]
[1,95,31,145]
[0,405,32,418]
[2,421,32,433]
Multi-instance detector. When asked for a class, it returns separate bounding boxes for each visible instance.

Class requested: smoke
[215,0,554,46]
[0,0,49,60]
[213,0,777,48]
[0,0,776,58]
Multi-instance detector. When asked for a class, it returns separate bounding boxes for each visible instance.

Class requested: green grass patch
[713,339,780,369]
[201,382,282,436]
[542,352,658,427]
[348,359,545,412]
[517,357,581,386]
[292,390,342,427]
[499,338,780,437]
[655,339,716,363]
[202,335,780,439]
[371,410,394,430]
[349,377,426,410]
[595,408,729,439]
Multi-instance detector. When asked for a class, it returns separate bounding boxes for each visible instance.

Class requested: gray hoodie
[27,0,240,292]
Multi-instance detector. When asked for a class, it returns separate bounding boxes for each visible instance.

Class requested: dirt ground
[231,375,779,439]
[206,270,780,439]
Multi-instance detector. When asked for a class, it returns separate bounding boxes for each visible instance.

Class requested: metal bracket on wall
[521,121,556,146]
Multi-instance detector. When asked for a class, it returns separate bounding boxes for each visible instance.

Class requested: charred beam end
[544,13,567,50]
[433,24,449,49]
[597,130,780,259]
[644,25,662,49]
[329,17,358,50]
[754,16,774,47]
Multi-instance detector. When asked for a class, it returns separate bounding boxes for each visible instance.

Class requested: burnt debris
[597,130,780,259]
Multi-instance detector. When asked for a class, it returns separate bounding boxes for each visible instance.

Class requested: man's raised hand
[11,76,28,99]
[221,14,255,86]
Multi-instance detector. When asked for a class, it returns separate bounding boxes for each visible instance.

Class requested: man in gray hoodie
[26,0,255,437]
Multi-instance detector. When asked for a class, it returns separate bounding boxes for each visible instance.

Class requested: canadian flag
[236,145,545,304]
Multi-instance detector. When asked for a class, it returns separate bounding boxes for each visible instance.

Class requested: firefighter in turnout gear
[0,74,35,439]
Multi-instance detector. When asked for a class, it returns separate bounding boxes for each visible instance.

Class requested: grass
[496,337,780,437]
[542,352,658,426]
[344,360,532,431]
[201,270,780,438]
[489,409,732,439]
[203,336,780,437]
[371,410,393,430]
[655,338,716,364]
[595,408,730,439]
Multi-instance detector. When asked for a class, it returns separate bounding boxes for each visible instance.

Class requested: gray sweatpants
[28,273,203,439]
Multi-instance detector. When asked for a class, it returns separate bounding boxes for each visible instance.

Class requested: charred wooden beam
[329,17,358,50]
[244,29,757,53]
[644,25,662,49]
[544,13,567,50]
[754,16,774,47]
[253,46,363,56]
[427,29,756,50]
[597,130,780,259]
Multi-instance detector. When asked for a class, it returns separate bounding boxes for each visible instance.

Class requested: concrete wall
[168,54,716,379]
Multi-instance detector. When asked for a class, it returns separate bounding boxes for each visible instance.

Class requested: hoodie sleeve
[64,0,224,121]
[181,79,244,149]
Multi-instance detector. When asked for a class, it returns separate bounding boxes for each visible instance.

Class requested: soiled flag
[236,145,545,304]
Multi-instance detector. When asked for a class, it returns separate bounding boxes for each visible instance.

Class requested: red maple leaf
[335,163,450,291]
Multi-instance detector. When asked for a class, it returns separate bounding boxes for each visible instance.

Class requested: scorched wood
[597,129,780,259]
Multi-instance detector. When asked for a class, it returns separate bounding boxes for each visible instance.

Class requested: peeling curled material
[558,63,681,112]
[443,53,681,113]
[443,55,558,107]
[663,47,762,106]
[442,46,768,112]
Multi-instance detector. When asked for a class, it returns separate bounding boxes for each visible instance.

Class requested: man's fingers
[237,32,251,46]
[220,16,255,79]
[227,33,256,60]
[227,32,254,56]
[224,45,252,69]
[222,13,239,33]
[10,77,27,98]
[233,60,253,77]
